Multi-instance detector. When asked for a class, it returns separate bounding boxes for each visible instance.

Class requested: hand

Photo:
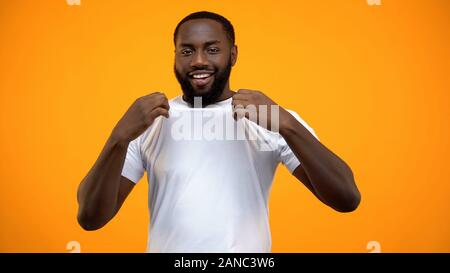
[112,92,170,143]
[231,89,290,131]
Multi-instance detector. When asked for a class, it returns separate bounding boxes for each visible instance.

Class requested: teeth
[192,74,211,79]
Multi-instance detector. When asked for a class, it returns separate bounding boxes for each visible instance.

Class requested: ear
[231,45,238,67]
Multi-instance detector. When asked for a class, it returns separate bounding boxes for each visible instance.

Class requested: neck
[215,82,235,102]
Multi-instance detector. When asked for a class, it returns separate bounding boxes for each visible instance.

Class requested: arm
[279,110,361,212]
[232,89,360,212]
[77,92,170,230]
[77,136,135,230]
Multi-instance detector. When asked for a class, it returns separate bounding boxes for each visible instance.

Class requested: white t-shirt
[121,95,318,253]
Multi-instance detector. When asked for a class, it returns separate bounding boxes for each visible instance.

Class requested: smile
[188,71,215,87]
[192,73,212,79]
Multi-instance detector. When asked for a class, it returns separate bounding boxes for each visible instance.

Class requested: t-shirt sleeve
[121,136,145,183]
[277,110,319,173]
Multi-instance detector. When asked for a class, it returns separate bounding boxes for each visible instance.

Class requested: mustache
[174,60,232,107]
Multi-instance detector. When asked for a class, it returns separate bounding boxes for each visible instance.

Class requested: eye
[207,47,220,54]
[180,49,193,56]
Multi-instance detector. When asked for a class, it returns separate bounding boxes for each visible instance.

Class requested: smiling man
[77,11,361,253]
[173,12,235,107]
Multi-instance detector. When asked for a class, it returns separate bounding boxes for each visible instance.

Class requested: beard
[174,59,232,107]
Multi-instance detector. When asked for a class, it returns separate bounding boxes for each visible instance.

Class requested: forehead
[176,19,227,46]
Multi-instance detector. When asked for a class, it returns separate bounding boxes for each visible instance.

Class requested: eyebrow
[179,40,221,48]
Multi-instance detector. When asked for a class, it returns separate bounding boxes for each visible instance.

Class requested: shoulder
[284,109,318,139]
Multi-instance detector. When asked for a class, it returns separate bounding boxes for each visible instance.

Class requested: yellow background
[1,0,449,252]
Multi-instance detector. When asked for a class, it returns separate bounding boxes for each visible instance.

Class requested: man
[77,11,361,252]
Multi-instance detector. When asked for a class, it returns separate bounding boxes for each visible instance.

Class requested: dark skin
[77,19,359,231]
[77,92,169,230]
[232,89,360,212]
[175,19,237,103]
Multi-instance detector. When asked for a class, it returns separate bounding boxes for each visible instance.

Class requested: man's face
[174,19,237,106]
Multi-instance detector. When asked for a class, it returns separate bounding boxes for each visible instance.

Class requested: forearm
[77,131,129,229]
[279,110,360,212]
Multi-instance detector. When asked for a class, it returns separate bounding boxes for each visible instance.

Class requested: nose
[190,51,209,68]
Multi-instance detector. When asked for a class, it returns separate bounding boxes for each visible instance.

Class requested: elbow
[333,185,361,213]
[334,190,361,213]
[331,170,361,213]
[77,209,108,231]
[335,167,361,213]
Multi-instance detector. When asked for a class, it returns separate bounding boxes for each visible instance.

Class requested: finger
[231,99,249,107]
[232,110,242,121]
[150,106,169,119]
[149,95,170,110]
[232,93,250,101]
[232,106,247,120]
[146,91,163,98]
[160,97,170,110]
[147,92,167,102]
[236,89,253,94]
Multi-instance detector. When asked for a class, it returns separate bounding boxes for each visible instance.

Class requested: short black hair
[173,11,235,46]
